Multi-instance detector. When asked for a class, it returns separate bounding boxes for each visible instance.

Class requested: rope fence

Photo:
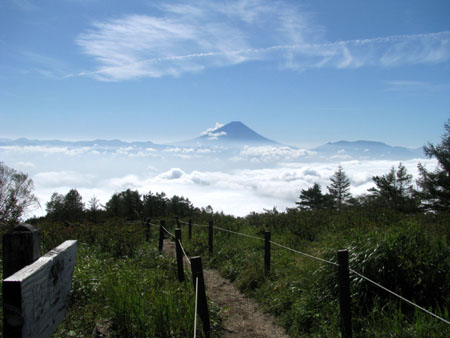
[270,240,339,267]
[178,239,191,265]
[175,218,450,330]
[161,225,175,238]
[213,225,265,241]
[144,217,450,336]
[349,268,450,326]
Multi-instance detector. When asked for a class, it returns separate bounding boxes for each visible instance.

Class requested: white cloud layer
[76,0,450,81]
[234,146,316,162]
[27,158,437,218]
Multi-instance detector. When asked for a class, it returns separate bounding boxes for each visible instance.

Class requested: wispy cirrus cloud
[384,80,450,92]
[76,0,450,81]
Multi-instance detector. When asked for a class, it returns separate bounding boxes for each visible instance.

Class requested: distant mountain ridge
[0,138,163,149]
[313,140,423,160]
[0,121,425,160]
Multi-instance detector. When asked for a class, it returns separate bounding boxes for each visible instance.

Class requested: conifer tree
[417,119,450,211]
[369,163,417,212]
[327,165,351,210]
[296,183,330,210]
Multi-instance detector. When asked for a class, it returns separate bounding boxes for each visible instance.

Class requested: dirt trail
[163,240,289,338]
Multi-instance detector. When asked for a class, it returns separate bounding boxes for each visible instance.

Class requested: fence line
[349,268,450,325]
[191,222,209,228]
[213,225,265,241]
[155,222,208,335]
[161,225,175,238]
[178,239,191,265]
[177,219,450,328]
[270,240,339,267]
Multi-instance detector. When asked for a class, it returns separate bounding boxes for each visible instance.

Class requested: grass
[1,207,449,337]
[0,220,223,338]
[179,208,450,337]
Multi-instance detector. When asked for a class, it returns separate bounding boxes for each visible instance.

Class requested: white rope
[125,220,141,224]
[191,222,209,228]
[194,277,199,338]
[270,240,339,267]
[349,268,450,325]
[149,222,159,227]
[180,220,189,225]
[161,225,175,238]
[182,220,449,326]
[178,239,191,265]
[213,225,265,241]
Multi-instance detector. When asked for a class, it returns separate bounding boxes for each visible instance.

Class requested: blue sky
[1,0,450,148]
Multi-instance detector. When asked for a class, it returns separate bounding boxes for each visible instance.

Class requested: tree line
[44,189,208,224]
[297,119,450,213]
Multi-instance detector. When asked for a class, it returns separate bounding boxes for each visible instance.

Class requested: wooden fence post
[191,256,211,338]
[159,220,165,252]
[145,218,151,242]
[188,219,192,240]
[175,228,184,282]
[3,223,41,279]
[265,231,271,275]
[208,220,213,254]
[337,250,353,338]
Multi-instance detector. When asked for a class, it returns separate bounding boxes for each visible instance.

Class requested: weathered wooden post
[337,250,353,338]
[188,219,192,240]
[159,220,165,252]
[208,220,213,254]
[3,223,41,279]
[175,228,184,282]
[145,218,151,242]
[3,240,77,338]
[191,256,211,338]
[264,231,271,275]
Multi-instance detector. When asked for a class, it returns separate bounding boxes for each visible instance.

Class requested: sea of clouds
[0,144,437,218]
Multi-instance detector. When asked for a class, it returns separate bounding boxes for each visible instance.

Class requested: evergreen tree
[63,189,85,222]
[296,183,330,210]
[46,192,65,221]
[369,163,417,212]
[87,195,103,222]
[105,189,143,220]
[106,193,121,217]
[327,165,351,210]
[417,119,450,211]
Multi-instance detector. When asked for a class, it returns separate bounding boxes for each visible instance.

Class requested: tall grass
[15,219,223,338]
[181,208,450,337]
